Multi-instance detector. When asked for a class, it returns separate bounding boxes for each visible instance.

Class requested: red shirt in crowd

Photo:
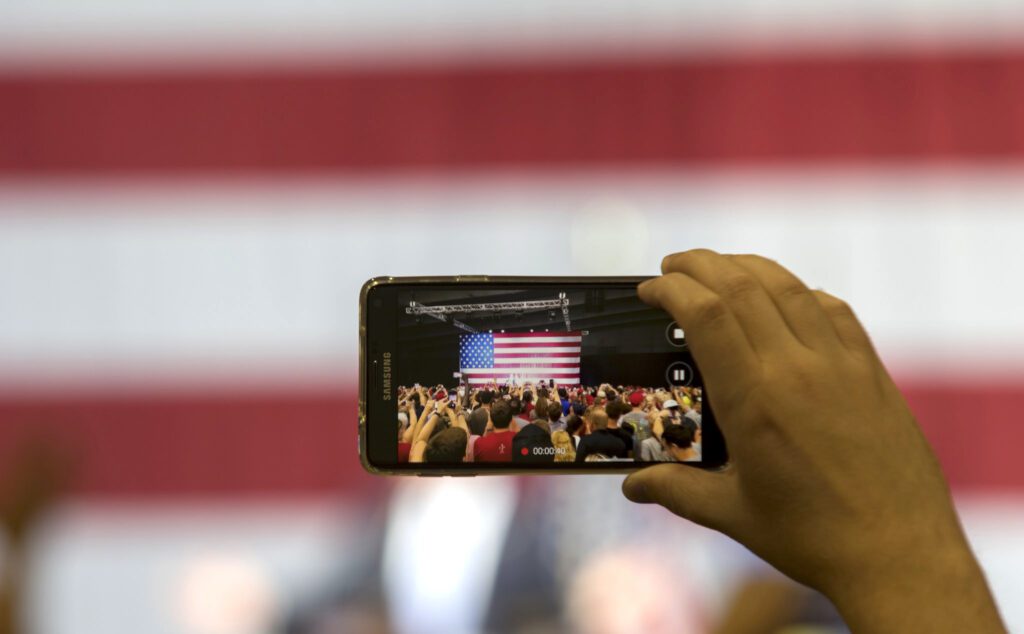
[398,442,411,463]
[472,429,516,462]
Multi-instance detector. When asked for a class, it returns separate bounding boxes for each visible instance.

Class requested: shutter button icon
[665,322,687,347]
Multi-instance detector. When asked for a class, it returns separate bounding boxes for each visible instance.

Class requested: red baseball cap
[628,391,646,407]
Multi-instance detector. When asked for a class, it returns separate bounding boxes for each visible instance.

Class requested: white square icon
[666,321,688,347]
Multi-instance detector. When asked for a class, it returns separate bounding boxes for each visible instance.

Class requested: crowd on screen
[395,381,702,464]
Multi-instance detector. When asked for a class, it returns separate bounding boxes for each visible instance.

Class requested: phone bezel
[359,275,728,475]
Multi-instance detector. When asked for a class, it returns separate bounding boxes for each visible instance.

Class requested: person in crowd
[660,398,683,425]
[397,410,412,463]
[565,415,585,451]
[574,409,627,462]
[513,420,555,463]
[522,390,535,418]
[557,387,571,416]
[465,407,490,462]
[398,398,433,464]
[555,403,573,433]
[529,396,547,422]
[620,421,635,447]
[679,417,701,460]
[410,400,468,463]
[571,401,587,418]
[422,427,468,463]
[638,425,670,462]
[546,400,566,433]
[509,397,530,432]
[550,430,576,462]
[604,400,635,456]
[621,391,653,461]
[472,400,517,462]
[477,389,494,411]
[684,399,702,426]
[661,424,699,462]
[603,385,618,402]
[408,388,426,420]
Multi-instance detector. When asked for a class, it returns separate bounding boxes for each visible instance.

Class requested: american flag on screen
[459,331,582,385]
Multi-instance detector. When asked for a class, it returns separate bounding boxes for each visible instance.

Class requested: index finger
[662,249,797,355]
[638,272,758,405]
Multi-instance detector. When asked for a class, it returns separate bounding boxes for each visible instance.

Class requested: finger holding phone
[624,249,1004,633]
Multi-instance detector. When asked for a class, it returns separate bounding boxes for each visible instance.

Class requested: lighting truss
[407,301,477,333]
[558,292,571,330]
[406,295,573,331]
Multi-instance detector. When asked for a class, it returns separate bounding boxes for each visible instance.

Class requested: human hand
[623,249,1004,632]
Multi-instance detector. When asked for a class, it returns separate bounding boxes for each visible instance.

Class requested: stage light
[530,329,534,333]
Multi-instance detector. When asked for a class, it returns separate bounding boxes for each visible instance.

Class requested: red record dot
[521,447,528,455]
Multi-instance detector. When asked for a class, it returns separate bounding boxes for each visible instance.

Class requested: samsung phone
[359,276,727,475]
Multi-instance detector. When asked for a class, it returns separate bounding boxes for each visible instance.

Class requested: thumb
[622,463,734,531]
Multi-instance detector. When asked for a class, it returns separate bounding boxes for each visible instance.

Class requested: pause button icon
[666,362,694,387]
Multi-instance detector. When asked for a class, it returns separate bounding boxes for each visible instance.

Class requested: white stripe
[24,495,1024,634]
[467,376,579,384]
[4,168,1024,390]
[493,336,581,344]
[462,368,579,375]
[494,357,580,365]
[4,0,1024,71]
[494,347,582,355]
[31,500,367,634]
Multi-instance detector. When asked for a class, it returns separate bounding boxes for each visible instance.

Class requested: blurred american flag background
[2,1,1024,633]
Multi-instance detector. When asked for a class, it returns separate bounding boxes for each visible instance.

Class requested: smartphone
[359,276,726,474]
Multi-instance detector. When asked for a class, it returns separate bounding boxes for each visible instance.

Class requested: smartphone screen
[360,277,726,473]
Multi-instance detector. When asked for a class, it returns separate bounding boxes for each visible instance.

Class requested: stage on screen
[393,286,705,465]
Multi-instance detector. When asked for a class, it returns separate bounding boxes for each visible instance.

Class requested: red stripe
[4,51,1024,174]
[0,389,382,499]
[0,380,1021,496]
